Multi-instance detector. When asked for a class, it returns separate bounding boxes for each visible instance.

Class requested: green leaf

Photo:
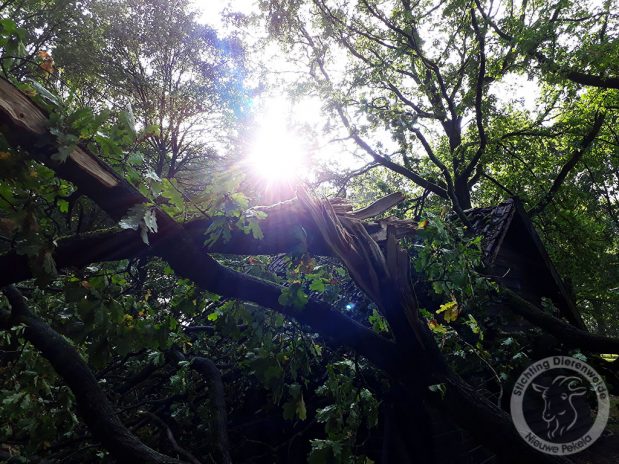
[143,124,160,136]
[0,18,17,35]
[26,79,61,106]
[296,393,307,420]
[51,145,74,163]
[248,219,264,240]
[161,179,184,211]
[119,204,145,231]
[119,203,157,245]
[309,279,325,292]
[428,383,446,399]
[309,440,343,464]
[279,285,308,310]
[278,289,290,307]
[119,104,136,136]
[294,287,308,309]
[143,208,158,234]
[57,199,69,213]
[368,308,389,333]
[145,170,161,182]
[207,310,222,321]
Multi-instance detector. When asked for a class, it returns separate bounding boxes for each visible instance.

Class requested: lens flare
[246,98,307,186]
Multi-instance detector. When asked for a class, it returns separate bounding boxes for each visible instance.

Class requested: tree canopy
[0,0,618,463]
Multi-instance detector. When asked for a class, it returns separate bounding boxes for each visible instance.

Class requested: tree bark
[502,287,619,353]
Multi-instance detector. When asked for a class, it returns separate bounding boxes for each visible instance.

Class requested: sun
[246,98,308,185]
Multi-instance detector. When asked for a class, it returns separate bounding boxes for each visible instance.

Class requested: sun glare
[246,98,307,186]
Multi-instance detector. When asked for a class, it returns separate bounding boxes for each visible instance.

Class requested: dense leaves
[0,0,618,463]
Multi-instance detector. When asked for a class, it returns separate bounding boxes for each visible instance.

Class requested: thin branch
[143,412,202,464]
[170,351,231,464]
[480,171,516,197]
[529,113,606,216]
[462,8,488,179]
[298,26,449,199]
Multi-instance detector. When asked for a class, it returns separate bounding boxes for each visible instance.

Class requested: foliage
[414,214,490,305]
[0,0,618,463]
[258,0,619,333]
[309,360,379,464]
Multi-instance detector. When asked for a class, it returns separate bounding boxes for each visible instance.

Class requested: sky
[193,0,362,183]
[194,0,256,30]
[191,0,544,189]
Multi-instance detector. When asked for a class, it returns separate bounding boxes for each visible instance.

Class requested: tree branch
[0,286,184,464]
[0,76,571,464]
[0,196,419,288]
[474,0,619,89]
[462,8,488,179]
[501,286,619,353]
[534,52,619,90]
[143,412,202,464]
[170,351,230,464]
[529,113,605,216]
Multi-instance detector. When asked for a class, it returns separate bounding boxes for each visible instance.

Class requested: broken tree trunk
[0,77,573,463]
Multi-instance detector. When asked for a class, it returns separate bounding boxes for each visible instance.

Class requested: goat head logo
[511,356,609,455]
[532,376,587,440]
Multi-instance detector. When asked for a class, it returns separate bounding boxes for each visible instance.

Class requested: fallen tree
[0,77,601,463]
